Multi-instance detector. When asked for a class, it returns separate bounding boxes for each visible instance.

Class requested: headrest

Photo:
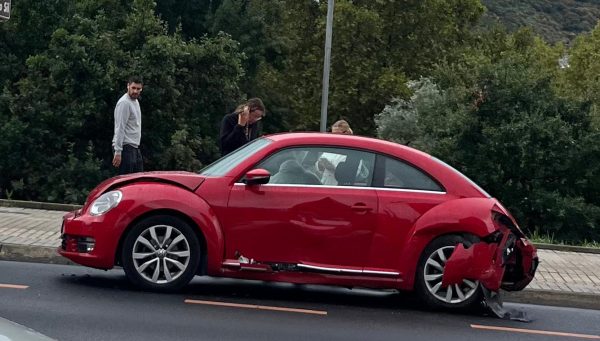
[334,161,355,185]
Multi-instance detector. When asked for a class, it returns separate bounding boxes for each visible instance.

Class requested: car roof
[264,132,431,158]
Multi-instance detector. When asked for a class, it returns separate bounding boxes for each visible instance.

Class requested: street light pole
[319,0,334,132]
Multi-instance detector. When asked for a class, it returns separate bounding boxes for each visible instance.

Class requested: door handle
[351,203,373,212]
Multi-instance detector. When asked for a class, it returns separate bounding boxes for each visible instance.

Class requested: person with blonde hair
[219,98,265,156]
[331,119,353,134]
[318,120,355,185]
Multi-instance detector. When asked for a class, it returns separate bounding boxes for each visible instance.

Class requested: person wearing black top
[219,98,265,156]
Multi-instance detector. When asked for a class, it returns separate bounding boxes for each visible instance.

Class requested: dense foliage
[0,0,598,242]
[377,29,599,242]
[0,0,244,202]
[481,0,600,43]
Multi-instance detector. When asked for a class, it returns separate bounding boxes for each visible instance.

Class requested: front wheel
[121,215,201,291]
[415,235,482,310]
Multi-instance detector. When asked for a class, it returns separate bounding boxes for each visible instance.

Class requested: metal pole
[320,0,334,132]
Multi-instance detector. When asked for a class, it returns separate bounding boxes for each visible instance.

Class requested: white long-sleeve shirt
[112,94,141,155]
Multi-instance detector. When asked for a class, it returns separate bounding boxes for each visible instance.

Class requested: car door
[223,146,378,270]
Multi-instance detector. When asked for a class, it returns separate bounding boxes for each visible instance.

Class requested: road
[0,260,599,341]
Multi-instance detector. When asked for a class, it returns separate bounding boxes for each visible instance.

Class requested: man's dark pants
[119,144,143,175]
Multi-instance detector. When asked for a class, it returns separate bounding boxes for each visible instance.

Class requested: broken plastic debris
[482,286,531,322]
[237,255,255,264]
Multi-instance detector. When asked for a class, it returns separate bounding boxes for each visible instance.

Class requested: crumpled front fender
[442,231,538,292]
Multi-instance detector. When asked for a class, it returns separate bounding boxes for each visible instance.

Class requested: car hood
[84,171,205,205]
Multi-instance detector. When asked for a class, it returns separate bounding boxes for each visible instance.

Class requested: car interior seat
[334,161,356,186]
[271,159,321,185]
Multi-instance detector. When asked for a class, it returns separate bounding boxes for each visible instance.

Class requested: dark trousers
[119,144,143,175]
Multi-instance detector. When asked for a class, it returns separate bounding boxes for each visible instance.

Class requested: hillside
[481,0,600,43]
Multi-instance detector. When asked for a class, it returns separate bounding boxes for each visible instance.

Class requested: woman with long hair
[219,98,265,156]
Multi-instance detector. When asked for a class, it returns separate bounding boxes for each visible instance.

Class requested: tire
[121,215,201,291]
[415,234,482,310]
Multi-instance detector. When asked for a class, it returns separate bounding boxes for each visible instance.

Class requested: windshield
[432,157,492,198]
[199,138,272,177]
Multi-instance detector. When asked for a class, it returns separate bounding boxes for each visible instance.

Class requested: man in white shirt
[112,76,143,175]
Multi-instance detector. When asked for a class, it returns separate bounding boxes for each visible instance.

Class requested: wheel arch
[111,183,224,275]
[396,198,499,290]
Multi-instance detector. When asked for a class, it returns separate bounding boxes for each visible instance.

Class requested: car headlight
[89,190,122,216]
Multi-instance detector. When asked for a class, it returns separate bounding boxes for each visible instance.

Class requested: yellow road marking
[185,299,327,315]
[471,324,600,339]
[0,283,28,289]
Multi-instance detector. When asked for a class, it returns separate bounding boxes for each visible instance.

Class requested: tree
[0,0,245,203]
[376,28,599,242]
[558,22,600,130]
[249,0,484,135]
[155,0,221,39]
[356,0,485,77]
[376,78,446,150]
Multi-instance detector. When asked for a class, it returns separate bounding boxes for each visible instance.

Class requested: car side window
[321,149,374,187]
[254,147,375,187]
[380,156,443,192]
[255,147,322,185]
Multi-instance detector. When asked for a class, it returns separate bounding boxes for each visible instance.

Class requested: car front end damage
[59,172,207,269]
[442,210,539,296]
[59,202,125,270]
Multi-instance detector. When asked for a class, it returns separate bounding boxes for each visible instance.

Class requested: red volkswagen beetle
[59,133,537,310]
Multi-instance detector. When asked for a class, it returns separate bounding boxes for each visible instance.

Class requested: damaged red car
[59,133,538,310]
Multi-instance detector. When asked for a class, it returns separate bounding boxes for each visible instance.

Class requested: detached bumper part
[442,242,504,291]
[441,231,538,319]
[442,234,538,292]
[482,286,531,322]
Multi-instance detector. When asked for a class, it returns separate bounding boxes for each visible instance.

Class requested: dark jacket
[219,112,261,156]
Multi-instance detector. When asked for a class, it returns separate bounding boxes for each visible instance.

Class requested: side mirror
[243,168,271,185]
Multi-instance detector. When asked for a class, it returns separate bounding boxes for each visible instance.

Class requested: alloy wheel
[131,224,191,284]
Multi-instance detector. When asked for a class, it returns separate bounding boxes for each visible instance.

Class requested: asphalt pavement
[2,261,600,341]
[1,200,599,310]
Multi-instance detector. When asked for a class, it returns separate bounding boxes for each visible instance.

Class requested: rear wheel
[415,235,482,310]
[122,215,201,291]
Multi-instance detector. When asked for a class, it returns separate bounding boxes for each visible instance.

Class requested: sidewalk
[1,204,599,310]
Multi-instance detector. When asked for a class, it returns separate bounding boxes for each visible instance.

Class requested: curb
[0,199,81,212]
[0,243,75,266]
[503,289,600,311]
[532,243,600,255]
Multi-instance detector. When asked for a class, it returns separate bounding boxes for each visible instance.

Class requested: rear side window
[379,156,443,192]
